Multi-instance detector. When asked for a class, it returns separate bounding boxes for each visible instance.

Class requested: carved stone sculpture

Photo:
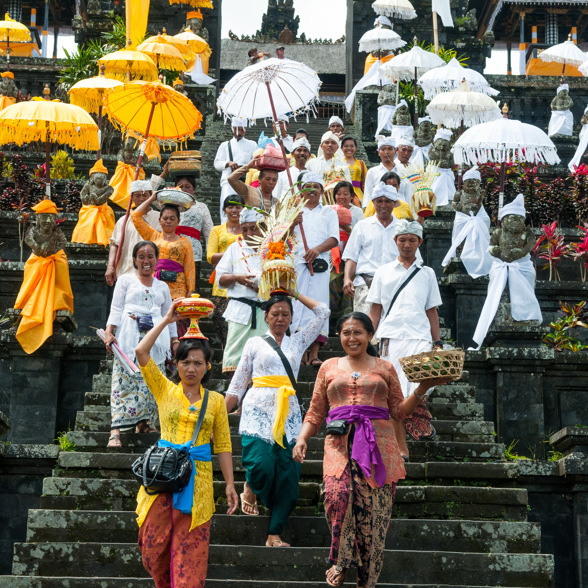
[453,177,485,215]
[428,137,454,169]
[80,170,113,206]
[550,88,574,112]
[489,215,536,263]
[377,87,397,106]
[187,14,209,43]
[392,104,411,126]
[25,212,67,257]
[173,81,189,98]
[0,75,18,98]
[414,119,435,147]
[118,141,140,167]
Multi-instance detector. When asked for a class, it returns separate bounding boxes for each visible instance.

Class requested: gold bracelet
[413,390,426,400]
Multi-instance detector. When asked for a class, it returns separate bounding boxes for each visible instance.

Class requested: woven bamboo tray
[168,151,202,178]
[399,349,465,383]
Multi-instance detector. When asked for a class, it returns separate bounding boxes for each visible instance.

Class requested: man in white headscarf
[471,194,542,350]
[307,131,351,184]
[395,135,415,172]
[216,208,266,374]
[291,173,339,366]
[214,117,258,221]
[442,166,493,279]
[327,115,345,138]
[367,219,443,460]
[276,137,312,198]
[271,113,294,153]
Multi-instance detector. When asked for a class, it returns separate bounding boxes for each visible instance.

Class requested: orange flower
[267,241,286,261]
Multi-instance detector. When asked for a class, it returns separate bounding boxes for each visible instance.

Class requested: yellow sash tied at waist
[252,376,295,448]
[109,162,145,209]
[14,250,74,354]
[71,203,116,246]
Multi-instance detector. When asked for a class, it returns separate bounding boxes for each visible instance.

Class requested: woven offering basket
[399,349,465,383]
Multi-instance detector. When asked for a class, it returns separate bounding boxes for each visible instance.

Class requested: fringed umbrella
[137,41,186,72]
[452,104,560,211]
[372,0,417,20]
[0,13,31,70]
[98,49,158,82]
[539,35,587,83]
[358,27,406,54]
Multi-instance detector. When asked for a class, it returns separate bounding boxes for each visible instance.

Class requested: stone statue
[392,103,411,126]
[187,12,209,43]
[453,175,485,215]
[173,80,189,97]
[80,166,113,206]
[118,141,140,167]
[414,119,435,148]
[489,213,536,263]
[550,87,574,113]
[548,84,574,137]
[0,74,18,98]
[428,128,455,205]
[25,208,67,257]
[377,87,397,106]
[428,135,454,169]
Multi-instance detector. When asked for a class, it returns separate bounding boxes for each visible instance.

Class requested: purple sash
[154,258,184,280]
[326,405,389,487]
[351,180,362,188]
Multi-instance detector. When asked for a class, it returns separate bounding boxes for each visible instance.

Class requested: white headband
[394,219,423,238]
[292,137,311,152]
[131,180,146,193]
[462,166,481,182]
[377,135,396,149]
[328,116,344,128]
[231,116,248,128]
[397,99,408,109]
[418,116,432,124]
[372,182,399,201]
[498,193,526,221]
[556,84,569,94]
[239,208,263,224]
[396,135,415,148]
[301,171,324,187]
[434,128,453,142]
[321,131,340,146]
[374,15,393,28]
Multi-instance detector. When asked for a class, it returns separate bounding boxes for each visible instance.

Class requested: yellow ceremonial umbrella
[137,41,186,71]
[103,79,202,265]
[0,93,99,194]
[68,65,123,159]
[143,31,195,61]
[0,13,31,70]
[168,0,212,8]
[173,29,211,72]
[97,49,158,82]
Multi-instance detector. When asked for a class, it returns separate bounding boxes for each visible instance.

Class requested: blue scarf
[157,439,212,514]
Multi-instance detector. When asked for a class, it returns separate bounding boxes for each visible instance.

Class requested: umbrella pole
[264,80,314,276]
[560,62,566,85]
[433,13,440,55]
[6,35,9,71]
[114,103,157,269]
[413,67,418,127]
[498,161,506,214]
[97,104,102,160]
[45,140,51,197]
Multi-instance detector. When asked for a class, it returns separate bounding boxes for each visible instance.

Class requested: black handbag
[325,419,350,436]
[159,270,178,282]
[131,388,209,495]
[311,258,329,273]
[136,315,154,333]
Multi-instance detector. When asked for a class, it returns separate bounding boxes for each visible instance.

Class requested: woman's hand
[292,438,307,463]
[163,299,183,324]
[104,330,117,354]
[225,483,239,515]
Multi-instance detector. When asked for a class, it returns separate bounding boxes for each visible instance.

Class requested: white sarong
[569,124,588,171]
[442,207,493,279]
[548,110,573,137]
[411,144,431,169]
[471,255,542,349]
[375,105,396,138]
[431,167,456,206]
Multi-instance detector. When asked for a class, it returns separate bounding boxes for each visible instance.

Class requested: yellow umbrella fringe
[69,95,105,115]
[169,0,213,7]
[0,124,99,150]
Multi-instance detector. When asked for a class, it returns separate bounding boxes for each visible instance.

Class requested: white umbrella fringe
[453,145,561,166]
[372,0,417,19]
[426,107,501,129]
[358,28,407,53]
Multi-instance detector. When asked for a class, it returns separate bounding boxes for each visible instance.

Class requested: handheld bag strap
[262,335,297,391]
[189,388,210,447]
[384,266,422,320]
[228,140,233,163]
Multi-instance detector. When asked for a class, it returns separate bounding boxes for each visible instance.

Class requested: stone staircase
[0,311,555,586]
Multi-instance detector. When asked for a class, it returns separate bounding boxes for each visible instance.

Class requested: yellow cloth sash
[0,96,16,112]
[109,162,145,209]
[14,250,74,354]
[71,203,116,246]
[364,52,394,76]
[252,376,295,448]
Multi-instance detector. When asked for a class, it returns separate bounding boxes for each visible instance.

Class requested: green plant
[101,16,131,51]
[59,39,108,93]
[50,150,80,180]
[532,221,569,281]
[542,301,588,352]
[55,430,77,452]
[504,440,529,461]
[547,450,563,461]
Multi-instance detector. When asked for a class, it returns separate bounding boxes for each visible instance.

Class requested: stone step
[66,431,505,461]
[11,543,554,586]
[40,477,529,520]
[25,510,542,553]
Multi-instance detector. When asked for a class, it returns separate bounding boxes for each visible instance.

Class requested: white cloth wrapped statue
[471,194,542,349]
[548,84,574,138]
[442,166,493,278]
[569,105,588,171]
[390,100,414,143]
[411,116,434,169]
[428,128,456,206]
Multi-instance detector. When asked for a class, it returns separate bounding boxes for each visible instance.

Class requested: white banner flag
[432,0,454,27]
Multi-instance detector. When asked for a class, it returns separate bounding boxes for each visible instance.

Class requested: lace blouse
[226,304,330,445]
[180,201,213,263]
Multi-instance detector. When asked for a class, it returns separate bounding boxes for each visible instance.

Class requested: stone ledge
[7,309,78,332]
[550,426,588,457]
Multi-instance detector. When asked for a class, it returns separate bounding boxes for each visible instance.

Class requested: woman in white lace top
[225,290,330,548]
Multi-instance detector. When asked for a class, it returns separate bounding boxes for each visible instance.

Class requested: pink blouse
[304,357,406,486]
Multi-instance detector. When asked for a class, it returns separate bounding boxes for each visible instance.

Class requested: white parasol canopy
[381,44,445,80]
[426,81,501,129]
[578,60,588,77]
[372,0,417,20]
[418,57,499,100]
[358,27,406,54]
[539,36,587,68]
[216,57,321,122]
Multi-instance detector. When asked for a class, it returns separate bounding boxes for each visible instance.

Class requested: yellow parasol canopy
[68,71,123,114]
[169,0,212,8]
[0,13,31,42]
[173,29,211,71]
[137,41,186,71]
[0,98,99,150]
[103,79,202,144]
[97,49,158,82]
[143,31,195,61]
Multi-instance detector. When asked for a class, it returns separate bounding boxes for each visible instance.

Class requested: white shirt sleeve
[424,268,443,310]
[214,141,229,172]
[225,338,255,401]
[363,167,378,207]
[107,274,129,327]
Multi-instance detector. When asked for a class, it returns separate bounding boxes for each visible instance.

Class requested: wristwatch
[434,340,443,347]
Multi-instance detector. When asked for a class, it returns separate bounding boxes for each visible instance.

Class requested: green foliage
[547,450,563,461]
[55,430,77,452]
[50,150,81,180]
[542,301,588,352]
[101,16,130,51]
[504,440,530,461]
[59,39,107,93]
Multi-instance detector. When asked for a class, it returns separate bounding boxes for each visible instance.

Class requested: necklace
[351,371,361,381]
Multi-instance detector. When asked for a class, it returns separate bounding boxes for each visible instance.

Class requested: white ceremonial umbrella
[452,105,560,211]
[216,57,321,269]
[426,81,501,130]
[381,43,445,124]
[419,57,499,100]
[539,34,587,82]
[358,27,406,54]
[372,0,417,20]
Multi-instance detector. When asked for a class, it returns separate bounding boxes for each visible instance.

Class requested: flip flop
[240,492,259,516]
[309,358,323,367]
[326,565,346,586]
[266,539,290,547]
[107,434,122,448]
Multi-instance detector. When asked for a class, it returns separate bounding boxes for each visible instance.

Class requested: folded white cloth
[431,167,456,206]
[548,110,573,137]
[569,124,588,171]
[375,105,396,138]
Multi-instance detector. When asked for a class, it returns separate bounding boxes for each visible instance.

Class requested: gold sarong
[252,375,295,448]
[71,203,115,246]
[109,162,145,209]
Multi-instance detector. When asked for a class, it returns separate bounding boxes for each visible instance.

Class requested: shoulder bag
[131,388,209,495]
[262,335,297,391]
[383,266,422,320]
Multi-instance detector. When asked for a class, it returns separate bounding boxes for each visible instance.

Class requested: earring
[206,363,211,371]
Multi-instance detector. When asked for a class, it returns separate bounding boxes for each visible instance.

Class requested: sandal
[240,492,259,516]
[401,455,409,463]
[107,434,122,448]
[136,423,158,434]
[309,358,323,367]
[266,539,290,547]
[326,565,346,586]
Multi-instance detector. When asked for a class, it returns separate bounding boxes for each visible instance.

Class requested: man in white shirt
[367,219,444,459]
[343,182,402,314]
[395,135,415,172]
[271,114,294,153]
[363,136,412,206]
[291,173,339,366]
[214,117,258,221]
[327,115,345,138]
[216,208,266,374]
[105,181,161,285]
[276,137,311,198]
[307,132,351,185]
